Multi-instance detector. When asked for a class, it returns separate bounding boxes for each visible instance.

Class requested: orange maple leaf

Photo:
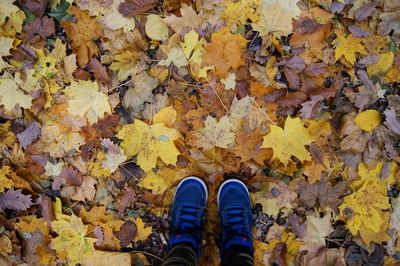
[202,26,247,77]
[61,6,102,67]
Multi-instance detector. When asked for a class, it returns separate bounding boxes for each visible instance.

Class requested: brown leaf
[276,91,307,108]
[293,17,323,34]
[89,58,111,84]
[119,0,158,17]
[17,121,41,149]
[118,186,136,214]
[115,221,137,248]
[269,243,288,266]
[297,180,348,213]
[23,16,55,45]
[21,0,49,17]
[59,166,83,187]
[61,6,102,67]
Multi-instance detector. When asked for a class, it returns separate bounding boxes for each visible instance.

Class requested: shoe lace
[223,205,250,240]
[174,203,203,233]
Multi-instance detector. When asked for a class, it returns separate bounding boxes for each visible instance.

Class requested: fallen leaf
[191,115,236,150]
[333,33,366,65]
[0,188,33,211]
[64,80,111,124]
[145,14,169,41]
[117,119,181,171]
[134,218,152,241]
[202,26,247,77]
[354,109,381,132]
[17,120,41,149]
[118,0,157,17]
[61,6,102,66]
[262,116,314,166]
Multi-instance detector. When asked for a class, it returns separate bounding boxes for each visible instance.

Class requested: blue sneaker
[168,176,208,257]
[218,179,253,257]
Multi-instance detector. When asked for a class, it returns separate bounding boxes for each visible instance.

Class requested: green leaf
[23,8,36,24]
[48,0,72,21]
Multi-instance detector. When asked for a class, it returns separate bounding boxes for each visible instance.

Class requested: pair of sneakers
[168,177,253,259]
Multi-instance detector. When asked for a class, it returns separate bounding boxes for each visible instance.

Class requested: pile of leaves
[0,0,400,265]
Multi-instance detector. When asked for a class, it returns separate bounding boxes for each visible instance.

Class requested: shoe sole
[175,176,209,203]
[217,179,250,208]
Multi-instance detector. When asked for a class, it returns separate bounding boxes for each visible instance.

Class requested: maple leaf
[333,33,366,65]
[221,0,259,30]
[159,34,188,68]
[22,16,55,45]
[0,36,13,71]
[339,180,390,240]
[251,0,301,37]
[51,214,97,265]
[109,51,146,82]
[378,11,400,44]
[0,188,33,211]
[265,231,301,263]
[61,6,102,66]
[297,180,348,213]
[202,26,247,77]
[163,5,205,34]
[229,96,255,131]
[0,76,33,114]
[64,80,111,124]
[191,115,236,151]
[134,218,152,241]
[117,119,181,171]
[0,166,15,193]
[261,116,314,166]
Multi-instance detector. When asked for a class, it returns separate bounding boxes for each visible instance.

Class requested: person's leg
[218,179,254,266]
[162,176,208,266]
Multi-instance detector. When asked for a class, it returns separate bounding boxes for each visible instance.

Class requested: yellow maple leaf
[61,6,102,67]
[367,52,394,77]
[159,34,188,68]
[51,213,97,265]
[222,0,259,30]
[0,36,13,71]
[35,49,58,79]
[251,0,301,37]
[202,26,247,77]
[265,231,301,263]
[354,109,381,132]
[339,180,390,237]
[109,51,145,82]
[0,76,32,113]
[191,115,236,150]
[333,33,366,65]
[15,215,49,235]
[117,119,181,171]
[64,80,111,124]
[134,218,152,241]
[262,116,315,166]
[0,166,14,193]
[153,106,177,127]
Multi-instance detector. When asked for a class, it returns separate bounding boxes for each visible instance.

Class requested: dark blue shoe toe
[218,179,253,257]
[168,176,208,257]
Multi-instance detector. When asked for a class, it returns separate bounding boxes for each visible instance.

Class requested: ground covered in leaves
[0,0,400,265]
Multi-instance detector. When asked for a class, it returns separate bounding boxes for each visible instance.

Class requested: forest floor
[0,0,400,265]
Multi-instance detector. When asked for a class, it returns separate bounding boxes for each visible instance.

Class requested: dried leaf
[118,0,157,17]
[0,188,33,211]
[17,120,41,149]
